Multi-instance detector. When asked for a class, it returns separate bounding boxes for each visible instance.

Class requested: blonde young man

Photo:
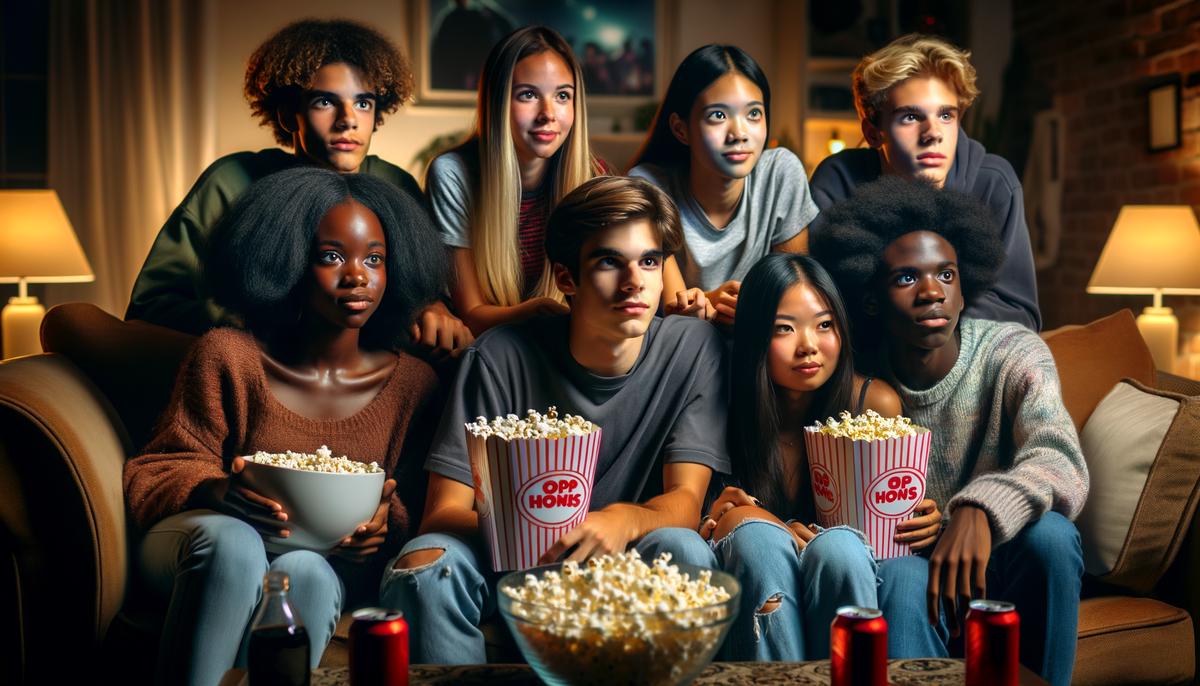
[810,34,1040,331]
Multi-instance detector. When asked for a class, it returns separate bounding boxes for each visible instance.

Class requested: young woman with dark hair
[123,167,447,685]
[698,253,941,662]
[428,25,609,336]
[629,45,819,324]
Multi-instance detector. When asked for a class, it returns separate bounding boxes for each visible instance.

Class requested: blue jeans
[139,510,345,686]
[714,520,878,661]
[877,512,1083,686]
[379,527,717,664]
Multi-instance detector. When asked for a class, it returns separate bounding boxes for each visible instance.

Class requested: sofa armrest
[0,353,131,676]
[1157,371,1200,397]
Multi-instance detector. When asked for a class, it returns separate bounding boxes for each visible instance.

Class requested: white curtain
[47,0,217,316]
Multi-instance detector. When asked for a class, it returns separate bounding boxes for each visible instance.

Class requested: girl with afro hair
[124,167,447,685]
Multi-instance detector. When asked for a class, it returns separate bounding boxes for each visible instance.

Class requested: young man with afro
[810,177,1088,686]
[809,34,1041,331]
[125,18,470,354]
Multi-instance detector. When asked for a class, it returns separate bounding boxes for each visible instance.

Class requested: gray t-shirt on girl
[630,147,820,291]
[425,314,731,509]
[425,150,476,249]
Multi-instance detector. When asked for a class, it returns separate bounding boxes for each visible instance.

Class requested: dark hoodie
[809,129,1042,331]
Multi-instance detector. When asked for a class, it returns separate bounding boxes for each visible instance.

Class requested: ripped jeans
[379,528,718,664]
[713,519,878,661]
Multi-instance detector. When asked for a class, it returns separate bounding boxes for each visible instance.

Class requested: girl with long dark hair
[123,167,447,685]
[698,254,941,661]
[629,45,818,324]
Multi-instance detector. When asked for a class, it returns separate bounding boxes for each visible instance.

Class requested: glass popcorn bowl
[497,561,740,686]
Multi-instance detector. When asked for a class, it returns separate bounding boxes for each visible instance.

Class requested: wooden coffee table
[223,658,1049,685]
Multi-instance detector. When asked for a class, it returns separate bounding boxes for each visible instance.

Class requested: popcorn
[465,406,596,441]
[502,551,732,685]
[244,446,381,474]
[811,409,926,440]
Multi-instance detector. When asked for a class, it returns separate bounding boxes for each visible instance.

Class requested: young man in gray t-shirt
[380,176,730,664]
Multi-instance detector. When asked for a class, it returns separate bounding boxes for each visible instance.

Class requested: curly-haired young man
[810,177,1087,686]
[126,19,469,353]
[809,33,1041,332]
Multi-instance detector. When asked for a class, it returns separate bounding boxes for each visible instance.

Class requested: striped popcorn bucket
[467,428,602,571]
[802,428,932,559]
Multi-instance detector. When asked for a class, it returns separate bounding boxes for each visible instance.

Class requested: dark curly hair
[206,167,447,350]
[809,176,1003,341]
[244,18,414,146]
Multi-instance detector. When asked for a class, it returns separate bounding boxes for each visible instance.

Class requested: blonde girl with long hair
[427,26,607,335]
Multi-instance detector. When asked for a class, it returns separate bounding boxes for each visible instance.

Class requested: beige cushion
[1042,310,1158,431]
[1077,380,1200,592]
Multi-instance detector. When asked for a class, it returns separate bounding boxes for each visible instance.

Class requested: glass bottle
[247,571,311,686]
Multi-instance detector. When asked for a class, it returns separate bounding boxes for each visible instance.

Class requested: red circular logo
[810,464,840,515]
[865,467,926,518]
[517,470,590,528]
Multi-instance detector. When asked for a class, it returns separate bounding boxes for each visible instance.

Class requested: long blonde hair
[470,26,596,306]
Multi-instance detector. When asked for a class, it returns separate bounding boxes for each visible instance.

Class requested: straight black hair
[629,44,771,170]
[729,254,855,516]
[206,166,448,350]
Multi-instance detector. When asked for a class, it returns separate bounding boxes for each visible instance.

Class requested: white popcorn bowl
[238,458,385,554]
[497,562,740,686]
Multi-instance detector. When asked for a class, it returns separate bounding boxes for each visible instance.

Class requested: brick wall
[1013,0,1200,330]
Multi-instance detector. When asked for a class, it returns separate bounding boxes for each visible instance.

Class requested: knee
[1013,512,1082,574]
[637,528,715,568]
[189,515,267,581]
[804,528,876,579]
[272,551,339,588]
[394,548,445,571]
[385,533,476,579]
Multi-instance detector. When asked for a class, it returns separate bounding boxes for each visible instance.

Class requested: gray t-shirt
[426,149,476,249]
[425,315,731,508]
[630,147,820,291]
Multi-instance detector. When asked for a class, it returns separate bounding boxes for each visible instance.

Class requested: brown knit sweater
[123,328,439,554]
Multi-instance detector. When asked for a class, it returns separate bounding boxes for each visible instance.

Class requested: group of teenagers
[119,17,1088,686]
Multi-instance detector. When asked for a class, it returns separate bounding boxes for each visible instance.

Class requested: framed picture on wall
[1147,75,1181,153]
[410,0,671,105]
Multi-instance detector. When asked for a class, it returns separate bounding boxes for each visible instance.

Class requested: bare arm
[449,248,567,336]
[415,472,480,540]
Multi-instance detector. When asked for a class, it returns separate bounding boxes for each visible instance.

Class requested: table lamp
[0,190,94,359]
[1087,205,1200,373]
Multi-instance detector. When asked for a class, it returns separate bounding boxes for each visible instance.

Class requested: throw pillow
[1042,309,1157,431]
[1077,379,1200,593]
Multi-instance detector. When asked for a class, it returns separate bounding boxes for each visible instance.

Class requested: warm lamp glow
[0,190,94,359]
[828,129,846,155]
[1087,205,1200,373]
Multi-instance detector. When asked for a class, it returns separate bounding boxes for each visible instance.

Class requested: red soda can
[830,606,888,686]
[966,600,1020,686]
[349,608,409,686]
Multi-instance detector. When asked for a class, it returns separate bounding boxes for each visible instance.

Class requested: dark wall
[1014,0,1200,330]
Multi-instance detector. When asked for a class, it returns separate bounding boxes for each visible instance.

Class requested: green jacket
[125,148,423,335]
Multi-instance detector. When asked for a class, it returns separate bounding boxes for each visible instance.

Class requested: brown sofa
[0,303,1197,684]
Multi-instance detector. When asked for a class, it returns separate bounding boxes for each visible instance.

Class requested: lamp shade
[1087,205,1200,295]
[0,190,94,283]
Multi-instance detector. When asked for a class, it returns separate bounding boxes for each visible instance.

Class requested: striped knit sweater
[881,317,1089,543]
